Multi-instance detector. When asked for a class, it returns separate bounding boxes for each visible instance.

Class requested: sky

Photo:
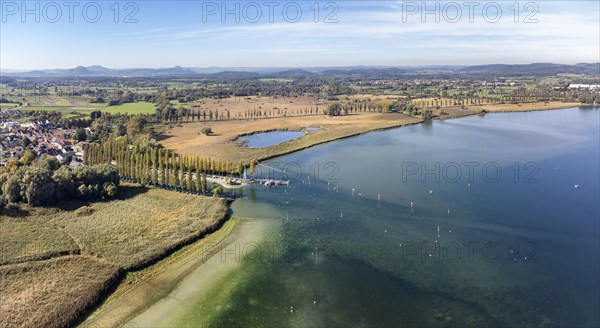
[1,0,599,70]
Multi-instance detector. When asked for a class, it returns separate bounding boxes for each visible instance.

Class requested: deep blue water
[221,107,600,327]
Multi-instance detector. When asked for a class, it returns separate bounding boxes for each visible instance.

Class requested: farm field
[190,94,404,118]
[104,101,157,115]
[4,95,156,117]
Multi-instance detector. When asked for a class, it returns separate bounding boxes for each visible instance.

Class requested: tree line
[84,138,249,194]
[0,156,119,207]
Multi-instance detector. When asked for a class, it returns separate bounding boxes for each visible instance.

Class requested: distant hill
[2,63,598,78]
[207,71,262,79]
[459,63,599,76]
[321,67,407,76]
[4,65,197,77]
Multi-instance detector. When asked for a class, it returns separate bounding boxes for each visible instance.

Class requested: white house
[568,84,600,90]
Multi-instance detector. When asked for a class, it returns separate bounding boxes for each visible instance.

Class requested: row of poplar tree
[84,138,255,194]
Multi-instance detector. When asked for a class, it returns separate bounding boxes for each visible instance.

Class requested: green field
[169,99,191,108]
[17,106,98,119]
[9,96,156,117]
[105,101,156,114]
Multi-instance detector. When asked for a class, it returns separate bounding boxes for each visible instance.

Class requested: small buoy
[467,183,471,187]
[384,230,387,233]
[429,190,433,194]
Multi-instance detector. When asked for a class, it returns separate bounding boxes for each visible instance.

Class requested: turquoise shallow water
[171,107,600,327]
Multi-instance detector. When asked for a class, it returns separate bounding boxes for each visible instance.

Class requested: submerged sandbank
[129,218,274,327]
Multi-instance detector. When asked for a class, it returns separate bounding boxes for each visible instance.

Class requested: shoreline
[162,102,586,165]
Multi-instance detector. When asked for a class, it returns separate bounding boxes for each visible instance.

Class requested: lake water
[138,107,600,327]
[238,131,305,148]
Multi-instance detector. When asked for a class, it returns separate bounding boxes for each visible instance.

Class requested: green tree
[21,136,32,148]
[324,103,342,116]
[195,164,202,194]
[237,160,244,176]
[421,109,433,120]
[127,115,147,136]
[19,151,36,166]
[201,173,207,194]
[212,186,223,197]
[73,128,87,142]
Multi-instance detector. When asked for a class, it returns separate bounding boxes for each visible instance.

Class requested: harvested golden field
[431,101,584,120]
[475,101,583,112]
[192,95,324,117]
[0,256,120,328]
[51,186,229,270]
[432,106,481,119]
[190,94,403,118]
[160,112,423,163]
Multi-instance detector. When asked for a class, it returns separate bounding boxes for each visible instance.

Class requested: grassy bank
[0,185,229,327]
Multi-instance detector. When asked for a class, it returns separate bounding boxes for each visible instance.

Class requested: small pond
[238,131,305,148]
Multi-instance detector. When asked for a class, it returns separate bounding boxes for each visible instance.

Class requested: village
[0,110,88,168]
